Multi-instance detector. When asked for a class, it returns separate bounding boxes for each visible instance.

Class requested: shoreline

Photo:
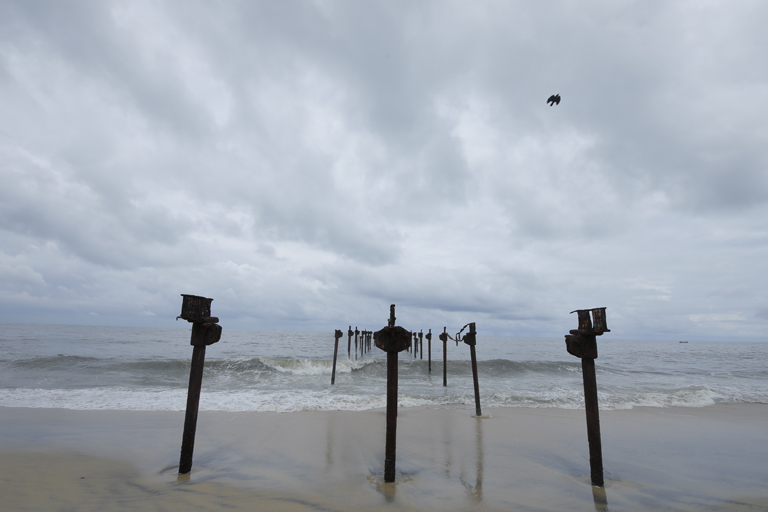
[2,404,768,511]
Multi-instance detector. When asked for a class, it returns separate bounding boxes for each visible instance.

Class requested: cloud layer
[1,0,767,340]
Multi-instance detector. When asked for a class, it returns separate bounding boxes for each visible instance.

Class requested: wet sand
[1,404,767,511]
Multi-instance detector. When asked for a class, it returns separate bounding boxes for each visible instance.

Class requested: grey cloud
[0,145,195,269]
[0,1,767,339]
[253,200,402,266]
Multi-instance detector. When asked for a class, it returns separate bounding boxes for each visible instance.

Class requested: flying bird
[547,94,561,106]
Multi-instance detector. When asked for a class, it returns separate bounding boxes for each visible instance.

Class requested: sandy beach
[1,404,767,511]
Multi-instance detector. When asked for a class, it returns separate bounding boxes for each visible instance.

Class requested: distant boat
[679,341,688,343]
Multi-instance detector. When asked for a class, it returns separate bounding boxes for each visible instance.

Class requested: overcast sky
[1,1,767,340]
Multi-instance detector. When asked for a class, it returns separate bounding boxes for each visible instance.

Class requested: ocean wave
[257,357,377,375]
[4,354,103,369]
[0,355,381,378]
[2,384,765,412]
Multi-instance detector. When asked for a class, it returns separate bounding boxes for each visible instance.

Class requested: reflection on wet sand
[442,413,452,478]
[461,416,484,504]
[370,473,415,503]
[326,413,335,470]
[372,478,397,503]
[592,485,609,512]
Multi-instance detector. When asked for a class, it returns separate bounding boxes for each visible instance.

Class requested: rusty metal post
[177,294,222,475]
[385,351,397,481]
[582,357,603,487]
[385,308,397,482]
[385,310,397,482]
[440,327,448,386]
[332,329,342,385]
[426,329,432,373]
[464,323,482,417]
[179,344,206,474]
[564,308,609,487]
[375,304,412,483]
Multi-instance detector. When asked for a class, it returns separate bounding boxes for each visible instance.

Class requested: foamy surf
[1,324,767,412]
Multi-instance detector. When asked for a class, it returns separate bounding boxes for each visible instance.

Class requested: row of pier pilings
[331,323,472,390]
[345,326,373,360]
[338,325,440,366]
[332,305,610,487]
[175,294,610,489]
[333,306,484,482]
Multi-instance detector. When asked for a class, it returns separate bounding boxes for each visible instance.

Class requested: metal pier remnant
[374,304,412,483]
[564,307,610,487]
[177,294,222,475]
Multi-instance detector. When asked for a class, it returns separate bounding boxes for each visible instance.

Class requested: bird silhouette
[547,94,561,106]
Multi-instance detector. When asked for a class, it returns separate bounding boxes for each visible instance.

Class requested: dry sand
[1,404,767,511]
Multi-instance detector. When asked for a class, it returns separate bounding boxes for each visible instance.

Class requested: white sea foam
[0,388,388,412]
[258,357,375,375]
[1,384,761,412]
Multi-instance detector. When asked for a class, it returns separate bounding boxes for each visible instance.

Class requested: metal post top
[569,307,606,314]
[177,294,216,323]
[565,307,609,359]
[456,322,477,346]
[569,307,610,334]
[375,325,412,353]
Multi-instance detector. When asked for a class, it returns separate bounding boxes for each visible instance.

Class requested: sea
[1,323,767,413]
